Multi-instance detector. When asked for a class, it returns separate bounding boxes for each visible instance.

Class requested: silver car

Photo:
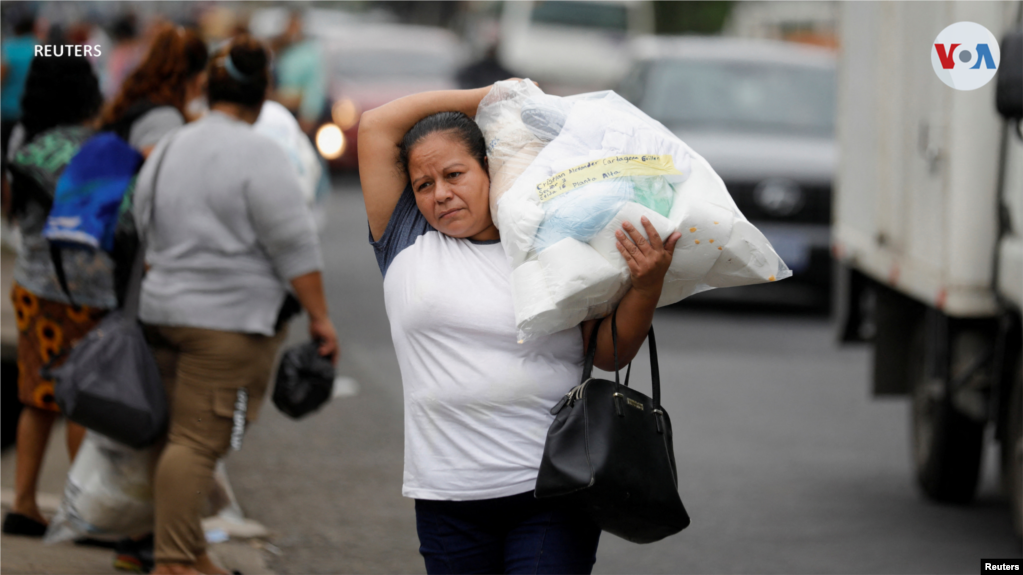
[621,36,836,306]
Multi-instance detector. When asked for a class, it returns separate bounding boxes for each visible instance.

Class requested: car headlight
[316,123,345,160]
[753,178,804,217]
[331,99,361,131]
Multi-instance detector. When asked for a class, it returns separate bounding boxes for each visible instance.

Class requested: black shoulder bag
[534,311,691,543]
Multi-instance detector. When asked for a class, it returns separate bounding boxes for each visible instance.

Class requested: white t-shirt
[254,100,322,204]
[371,186,585,500]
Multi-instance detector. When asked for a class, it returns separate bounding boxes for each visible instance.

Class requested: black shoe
[113,534,154,574]
[1,512,47,537]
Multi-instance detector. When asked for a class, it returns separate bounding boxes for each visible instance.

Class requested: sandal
[113,534,154,573]
[1,512,48,537]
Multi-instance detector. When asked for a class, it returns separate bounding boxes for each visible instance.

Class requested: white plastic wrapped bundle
[538,237,622,306]
[44,432,156,543]
[475,80,550,223]
[477,80,792,339]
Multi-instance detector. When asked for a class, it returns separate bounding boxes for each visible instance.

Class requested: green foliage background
[653,1,733,35]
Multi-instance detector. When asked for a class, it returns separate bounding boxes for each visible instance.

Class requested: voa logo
[932,21,1001,91]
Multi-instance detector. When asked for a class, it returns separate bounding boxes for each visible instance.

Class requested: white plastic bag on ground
[44,431,156,543]
[476,80,792,340]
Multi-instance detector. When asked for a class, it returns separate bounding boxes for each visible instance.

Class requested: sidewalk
[2,534,114,574]
[0,420,274,575]
[1,530,270,575]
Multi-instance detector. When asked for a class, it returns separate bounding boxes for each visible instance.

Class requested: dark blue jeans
[415,491,601,575]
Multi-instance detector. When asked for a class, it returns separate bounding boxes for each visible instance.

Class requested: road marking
[333,376,360,398]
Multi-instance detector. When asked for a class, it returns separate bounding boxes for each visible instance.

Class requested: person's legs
[7,286,61,528]
[151,326,283,574]
[152,328,233,571]
[118,327,178,574]
[152,441,223,572]
[11,406,57,523]
[503,496,601,575]
[65,420,85,461]
[415,498,506,575]
[7,286,106,532]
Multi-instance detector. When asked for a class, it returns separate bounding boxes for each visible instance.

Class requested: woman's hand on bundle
[615,217,682,300]
[585,218,680,369]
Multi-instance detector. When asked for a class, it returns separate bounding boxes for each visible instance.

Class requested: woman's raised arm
[358,87,492,241]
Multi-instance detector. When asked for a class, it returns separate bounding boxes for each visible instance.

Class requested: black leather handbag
[534,312,691,543]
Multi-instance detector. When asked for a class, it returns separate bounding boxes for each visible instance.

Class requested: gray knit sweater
[133,111,323,336]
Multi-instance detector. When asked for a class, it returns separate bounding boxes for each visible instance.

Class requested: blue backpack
[43,132,143,252]
[42,101,159,307]
[43,132,143,307]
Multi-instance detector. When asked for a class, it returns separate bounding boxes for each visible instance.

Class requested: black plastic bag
[48,309,167,449]
[272,342,334,419]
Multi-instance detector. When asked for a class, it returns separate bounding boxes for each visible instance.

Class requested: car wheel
[909,320,986,503]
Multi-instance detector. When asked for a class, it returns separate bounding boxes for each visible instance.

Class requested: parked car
[316,23,467,170]
[248,6,380,40]
[621,36,837,306]
[499,0,653,94]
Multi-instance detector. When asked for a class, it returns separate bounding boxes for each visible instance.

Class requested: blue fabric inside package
[533,179,635,252]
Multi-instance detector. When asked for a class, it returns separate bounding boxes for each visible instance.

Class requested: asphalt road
[228,180,1021,574]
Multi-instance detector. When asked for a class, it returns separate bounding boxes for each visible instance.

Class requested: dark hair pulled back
[20,55,102,142]
[207,35,270,109]
[399,112,487,177]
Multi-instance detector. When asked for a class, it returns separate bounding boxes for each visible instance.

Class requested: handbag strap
[581,314,609,382]
[580,309,662,410]
[611,309,621,385]
[123,135,175,319]
[649,323,661,409]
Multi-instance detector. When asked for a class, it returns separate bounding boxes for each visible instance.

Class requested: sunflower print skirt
[11,282,107,411]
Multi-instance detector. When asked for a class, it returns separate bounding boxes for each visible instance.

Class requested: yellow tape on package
[536,154,683,203]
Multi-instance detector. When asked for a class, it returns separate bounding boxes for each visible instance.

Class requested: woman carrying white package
[359,84,682,574]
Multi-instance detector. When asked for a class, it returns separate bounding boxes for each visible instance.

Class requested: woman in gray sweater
[132,36,338,575]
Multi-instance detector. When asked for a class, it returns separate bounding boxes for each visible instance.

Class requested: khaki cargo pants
[145,325,286,566]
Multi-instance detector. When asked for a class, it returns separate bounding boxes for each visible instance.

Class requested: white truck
[832,1,1022,534]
